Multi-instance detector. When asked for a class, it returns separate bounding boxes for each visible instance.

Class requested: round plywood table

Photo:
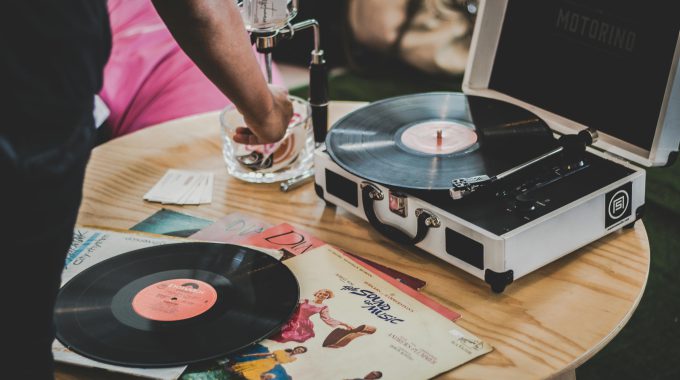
[57,102,650,380]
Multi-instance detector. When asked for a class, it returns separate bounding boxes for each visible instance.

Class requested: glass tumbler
[220,96,314,183]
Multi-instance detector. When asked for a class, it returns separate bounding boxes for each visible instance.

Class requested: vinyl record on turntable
[326,92,558,190]
[54,243,299,368]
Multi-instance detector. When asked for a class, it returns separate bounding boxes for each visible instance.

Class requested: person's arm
[151,0,292,144]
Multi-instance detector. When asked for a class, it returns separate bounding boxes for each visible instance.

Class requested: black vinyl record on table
[326,92,558,190]
[55,243,299,368]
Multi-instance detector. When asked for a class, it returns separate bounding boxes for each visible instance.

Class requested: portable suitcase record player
[313,0,680,292]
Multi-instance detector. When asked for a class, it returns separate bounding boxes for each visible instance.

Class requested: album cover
[184,246,490,380]
[138,211,428,292]
[131,209,213,237]
[189,212,273,243]
[237,223,325,257]
[343,252,427,291]
[238,223,456,320]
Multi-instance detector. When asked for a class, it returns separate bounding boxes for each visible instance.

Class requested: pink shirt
[100,0,282,137]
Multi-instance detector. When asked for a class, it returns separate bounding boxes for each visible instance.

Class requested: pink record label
[400,121,478,155]
[132,279,217,322]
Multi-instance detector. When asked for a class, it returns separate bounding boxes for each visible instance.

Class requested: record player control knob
[514,193,537,213]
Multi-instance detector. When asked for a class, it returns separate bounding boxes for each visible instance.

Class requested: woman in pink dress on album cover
[271,289,353,343]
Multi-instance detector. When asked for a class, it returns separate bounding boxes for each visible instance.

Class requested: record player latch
[415,208,441,228]
[360,182,384,201]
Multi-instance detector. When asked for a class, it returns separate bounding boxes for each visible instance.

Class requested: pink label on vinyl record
[400,121,477,155]
[132,279,217,321]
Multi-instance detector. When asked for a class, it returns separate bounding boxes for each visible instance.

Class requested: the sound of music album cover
[210,246,491,380]
[238,223,458,320]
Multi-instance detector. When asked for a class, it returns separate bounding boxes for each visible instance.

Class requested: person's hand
[234,85,293,145]
[341,323,354,330]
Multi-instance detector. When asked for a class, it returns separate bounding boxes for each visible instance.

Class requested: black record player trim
[445,228,484,270]
[326,169,358,207]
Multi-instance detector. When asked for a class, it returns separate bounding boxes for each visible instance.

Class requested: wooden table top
[60,101,650,380]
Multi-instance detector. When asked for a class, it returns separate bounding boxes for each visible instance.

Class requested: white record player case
[313,0,679,292]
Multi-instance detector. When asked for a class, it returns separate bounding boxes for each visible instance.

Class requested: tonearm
[450,129,599,200]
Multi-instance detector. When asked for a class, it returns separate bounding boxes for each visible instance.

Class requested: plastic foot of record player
[315,183,335,207]
[485,269,514,293]
[623,205,646,230]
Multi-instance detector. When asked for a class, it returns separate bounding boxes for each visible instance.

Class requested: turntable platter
[325,92,556,190]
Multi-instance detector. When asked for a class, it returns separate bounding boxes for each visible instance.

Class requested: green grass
[294,67,680,380]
